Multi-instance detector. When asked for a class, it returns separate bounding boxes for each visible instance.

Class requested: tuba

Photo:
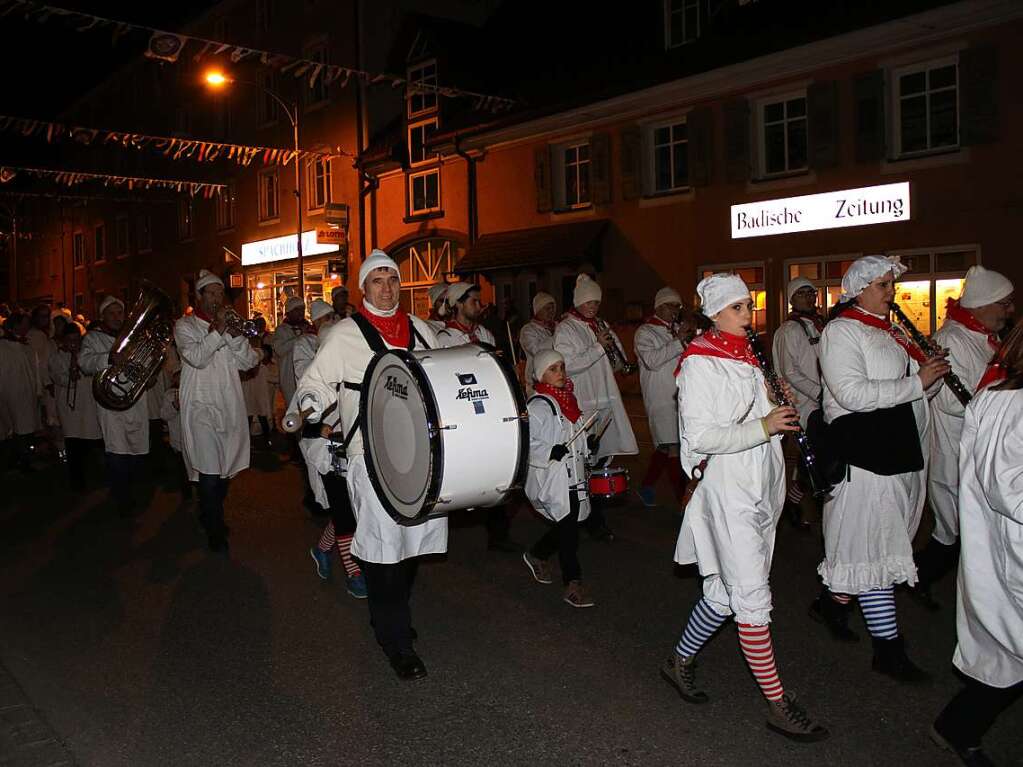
[93,283,174,411]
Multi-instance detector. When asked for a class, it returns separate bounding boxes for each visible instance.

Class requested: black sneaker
[871,635,930,684]
[389,650,427,681]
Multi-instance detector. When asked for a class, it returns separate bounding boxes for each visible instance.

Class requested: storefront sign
[316,228,345,245]
[730,182,910,239]
[241,230,340,266]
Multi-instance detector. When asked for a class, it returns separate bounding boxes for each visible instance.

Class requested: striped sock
[858,587,898,639]
[335,534,361,577]
[317,521,336,553]
[738,623,785,701]
[676,598,730,658]
[830,592,853,605]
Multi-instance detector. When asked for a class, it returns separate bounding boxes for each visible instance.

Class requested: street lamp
[204,69,305,301]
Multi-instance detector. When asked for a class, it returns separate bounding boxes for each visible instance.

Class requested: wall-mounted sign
[730,182,911,239]
[324,202,349,228]
[316,228,345,245]
[241,230,340,266]
[228,273,244,288]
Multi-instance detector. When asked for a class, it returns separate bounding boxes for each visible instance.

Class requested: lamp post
[205,71,304,301]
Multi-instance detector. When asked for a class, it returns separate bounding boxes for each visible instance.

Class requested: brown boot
[766,692,829,742]
[660,652,709,704]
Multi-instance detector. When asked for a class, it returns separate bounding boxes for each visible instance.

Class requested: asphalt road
[2,426,1020,767]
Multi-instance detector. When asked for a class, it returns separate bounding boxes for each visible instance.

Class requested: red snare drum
[588,466,628,500]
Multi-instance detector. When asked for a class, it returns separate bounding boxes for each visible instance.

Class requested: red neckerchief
[976,362,1007,392]
[644,315,671,329]
[839,306,928,364]
[567,308,600,336]
[535,379,582,423]
[194,307,213,323]
[531,317,556,333]
[445,319,480,343]
[787,310,824,333]
[945,298,999,352]
[675,329,757,375]
[359,305,410,348]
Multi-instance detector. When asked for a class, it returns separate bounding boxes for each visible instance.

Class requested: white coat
[79,330,150,455]
[174,314,260,481]
[47,349,101,440]
[241,352,273,420]
[271,322,303,414]
[293,331,332,508]
[0,337,40,436]
[554,314,638,459]
[293,313,445,564]
[674,354,785,597]
[435,322,496,348]
[928,318,996,544]
[27,328,58,428]
[953,387,1023,688]
[634,318,684,446]
[159,388,183,453]
[525,393,591,523]
[519,320,555,395]
[817,312,937,594]
[771,316,822,428]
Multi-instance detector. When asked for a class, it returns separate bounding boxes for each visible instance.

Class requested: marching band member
[80,296,150,516]
[0,311,41,472]
[519,292,557,397]
[241,327,274,450]
[917,266,1014,606]
[663,272,828,743]
[330,285,355,322]
[292,249,442,679]
[522,349,595,607]
[555,274,638,541]
[174,270,261,552]
[426,283,448,331]
[931,319,1023,765]
[436,282,516,552]
[813,255,948,681]
[26,305,56,440]
[771,277,824,530]
[47,323,101,489]
[272,296,308,419]
[634,286,690,507]
[159,370,191,502]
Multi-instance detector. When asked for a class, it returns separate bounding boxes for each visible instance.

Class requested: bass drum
[360,344,528,525]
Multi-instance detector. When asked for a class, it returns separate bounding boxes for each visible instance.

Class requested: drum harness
[308,313,431,476]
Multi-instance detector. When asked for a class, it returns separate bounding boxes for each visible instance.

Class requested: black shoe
[207,534,229,553]
[906,585,941,611]
[871,635,930,684]
[784,500,811,531]
[389,650,427,681]
[930,724,996,767]
[586,523,615,543]
[808,592,859,643]
[487,538,519,553]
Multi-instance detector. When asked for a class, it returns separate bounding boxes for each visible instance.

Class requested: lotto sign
[730,182,910,239]
[316,228,345,245]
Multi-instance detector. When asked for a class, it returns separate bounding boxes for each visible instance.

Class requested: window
[216,183,236,231]
[891,247,977,334]
[393,238,457,317]
[894,58,958,157]
[408,119,438,166]
[648,119,688,193]
[407,61,437,117]
[257,71,278,125]
[258,168,280,221]
[137,214,152,253]
[665,0,699,48]
[94,224,106,263]
[303,42,329,108]
[72,231,84,268]
[558,142,591,209]
[178,198,195,241]
[758,94,807,176]
[115,217,129,257]
[408,170,440,216]
[306,158,332,211]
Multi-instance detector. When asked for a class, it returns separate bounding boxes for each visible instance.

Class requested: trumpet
[216,304,259,338]
[596,317,637,375]
[890,302,972,408]
[66,349,79,410]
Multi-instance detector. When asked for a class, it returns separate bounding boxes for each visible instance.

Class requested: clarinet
[745,327,833,501]
[889,302,972,408]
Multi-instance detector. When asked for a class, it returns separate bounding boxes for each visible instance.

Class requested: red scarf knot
[838,306,928,365]
[445,319,480,343]
[945,298,1000,352]
[675,329,758,375]
[535,379,582,423]
[359,305,410,348]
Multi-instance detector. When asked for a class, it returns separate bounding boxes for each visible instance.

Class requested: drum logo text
[384,375,408,399]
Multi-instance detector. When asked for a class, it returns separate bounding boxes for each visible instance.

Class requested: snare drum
[361,344,528,525]
[588,466,629,500]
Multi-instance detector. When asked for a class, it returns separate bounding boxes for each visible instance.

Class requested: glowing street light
[204,71,231,88]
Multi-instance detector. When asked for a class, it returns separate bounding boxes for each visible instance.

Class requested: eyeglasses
[995,298,1015,309]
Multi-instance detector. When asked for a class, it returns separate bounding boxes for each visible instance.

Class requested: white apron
[524,393,591,523]
[634,319,684,446]
[47,349,101,440]
[79,330,150,455]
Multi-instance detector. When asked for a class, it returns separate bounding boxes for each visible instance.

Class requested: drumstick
[506,321,518,366]
[563,412,598,447]
[281,406,314,434]
[595,417,613,440]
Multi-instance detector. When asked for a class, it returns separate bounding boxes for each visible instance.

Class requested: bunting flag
[0,0,519,113]
[0,164,227,197]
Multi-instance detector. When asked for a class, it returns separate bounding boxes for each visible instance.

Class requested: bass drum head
[360,351,440,523]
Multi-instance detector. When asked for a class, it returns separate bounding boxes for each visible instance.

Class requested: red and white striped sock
[335,534,361,577]
[738,623,784,702]
[830,592,853,605]
[317,521,336,553]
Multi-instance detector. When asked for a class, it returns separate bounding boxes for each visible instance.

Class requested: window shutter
[807,80,839,169]
[590,132,611,205]
[723,98,750,183]
[853,70,885,163]
[687,106,714,187]
[960,45,999,146]
[534,146,553,213]
[620,126,642,200]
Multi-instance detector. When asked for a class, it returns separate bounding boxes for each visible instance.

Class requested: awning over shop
[453,219,608,274]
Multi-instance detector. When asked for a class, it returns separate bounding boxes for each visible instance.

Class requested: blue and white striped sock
[676,598,730,658]
[858,587,898,640]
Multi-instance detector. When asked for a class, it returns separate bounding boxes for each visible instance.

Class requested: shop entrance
[245,260,343,328]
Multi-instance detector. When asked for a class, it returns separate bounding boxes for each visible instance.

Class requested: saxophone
[93,283,174,411]
[890,302,972,407]
[596,317,637,374]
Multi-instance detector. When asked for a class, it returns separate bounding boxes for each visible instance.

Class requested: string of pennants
[0,165,226,197]
[0,0,519,114]
[0,114,325,167]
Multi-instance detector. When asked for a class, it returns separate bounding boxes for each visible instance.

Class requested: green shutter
[853,70,885,163]
[687,106,714,187]
[723,98,750,183]
[620,126,643,200]
[590,132,612,205]
[807,80,839,169]
[960,45,999,146]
